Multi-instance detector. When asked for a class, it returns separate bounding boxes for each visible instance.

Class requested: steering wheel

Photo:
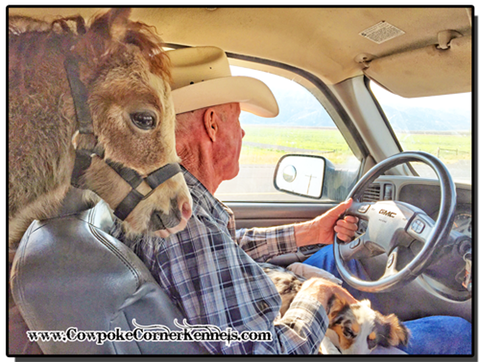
[334,151,456,293]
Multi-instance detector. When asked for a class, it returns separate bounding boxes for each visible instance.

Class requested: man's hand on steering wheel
[295,198,359,247]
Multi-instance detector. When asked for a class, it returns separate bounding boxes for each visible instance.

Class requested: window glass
[370,82,472,184]
[215,66,360,202]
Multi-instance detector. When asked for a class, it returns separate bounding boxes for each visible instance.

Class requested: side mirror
[273,154,326,199]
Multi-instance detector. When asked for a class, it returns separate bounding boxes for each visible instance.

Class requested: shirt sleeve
[221,297,328,355]
[275,294,329,352]
[235,224,298,262]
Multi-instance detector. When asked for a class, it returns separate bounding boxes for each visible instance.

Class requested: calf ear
[90,8,131,41]
[106,8,131,41]
[376,313,410,347]
[73,8,131,62]
[72,8,170,82]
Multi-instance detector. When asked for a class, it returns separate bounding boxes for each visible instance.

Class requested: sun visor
[364,35,471,98]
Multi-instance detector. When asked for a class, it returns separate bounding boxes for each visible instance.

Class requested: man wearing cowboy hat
[114,46,471,354]
[113,46,357,354]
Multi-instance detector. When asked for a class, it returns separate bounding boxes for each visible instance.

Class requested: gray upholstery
[10,191,207,354]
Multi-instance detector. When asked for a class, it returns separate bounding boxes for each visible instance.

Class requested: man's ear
[203,108,219,142]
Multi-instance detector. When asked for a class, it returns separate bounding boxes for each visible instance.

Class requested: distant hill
[232,65,471,132]
[240,89,336,127]
[239,89,471,131]
[381,105,471,132]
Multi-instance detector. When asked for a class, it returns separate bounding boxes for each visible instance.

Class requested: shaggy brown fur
[9,8,191,247]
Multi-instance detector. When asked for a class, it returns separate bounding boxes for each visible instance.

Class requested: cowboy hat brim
[171,76,279,117]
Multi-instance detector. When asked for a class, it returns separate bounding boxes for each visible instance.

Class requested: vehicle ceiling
[9,7,473,98]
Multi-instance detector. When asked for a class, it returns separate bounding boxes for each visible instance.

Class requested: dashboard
[450,204,472,238]
[359,176,472,320]
[370,176,472,238]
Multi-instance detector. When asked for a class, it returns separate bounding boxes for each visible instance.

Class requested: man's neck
[180,153,222,195]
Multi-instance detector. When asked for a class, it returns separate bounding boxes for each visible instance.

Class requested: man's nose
[241,128,245,138]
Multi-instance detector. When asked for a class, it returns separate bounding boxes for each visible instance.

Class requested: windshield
[370,81,472,185]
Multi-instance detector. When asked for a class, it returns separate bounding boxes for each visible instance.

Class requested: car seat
[9,189,207,355]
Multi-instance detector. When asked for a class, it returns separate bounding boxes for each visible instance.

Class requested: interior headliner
[9,6,473,97]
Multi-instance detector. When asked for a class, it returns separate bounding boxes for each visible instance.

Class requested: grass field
[397,132,471,162]
[240,125,472,166]
[240,126,353,165]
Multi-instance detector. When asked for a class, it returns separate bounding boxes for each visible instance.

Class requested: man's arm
[235,224,298,262]
[236,199,358,262]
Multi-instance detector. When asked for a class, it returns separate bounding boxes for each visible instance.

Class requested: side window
[370,81,472,185]
[215,65,361,202]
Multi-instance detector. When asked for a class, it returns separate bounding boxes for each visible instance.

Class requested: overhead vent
[361,183,381,202]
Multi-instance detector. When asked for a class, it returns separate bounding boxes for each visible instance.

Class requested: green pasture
[396,132,471,161]
[240,125,472,166]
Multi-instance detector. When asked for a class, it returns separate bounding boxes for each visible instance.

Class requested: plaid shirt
[116,169,328,354]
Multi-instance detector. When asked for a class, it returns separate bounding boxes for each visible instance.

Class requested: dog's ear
[375,312,410,347]
[359,298,371,308]
[327,295,360,351]
[326,294,348,322]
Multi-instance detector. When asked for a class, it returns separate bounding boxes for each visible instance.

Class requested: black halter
[64,56,181,221]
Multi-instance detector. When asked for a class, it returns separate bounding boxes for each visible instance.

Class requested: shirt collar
[181,166,234,223]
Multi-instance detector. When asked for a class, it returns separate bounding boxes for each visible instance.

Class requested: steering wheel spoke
[381,248,400,279]
[338,233,385,262]
[406,214,435,243]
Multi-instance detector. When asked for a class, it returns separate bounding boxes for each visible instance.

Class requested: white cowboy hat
[168,46,279,117]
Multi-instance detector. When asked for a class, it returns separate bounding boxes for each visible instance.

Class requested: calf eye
[130,111,156,130]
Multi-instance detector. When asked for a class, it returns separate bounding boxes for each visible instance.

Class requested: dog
[261,262,409,354]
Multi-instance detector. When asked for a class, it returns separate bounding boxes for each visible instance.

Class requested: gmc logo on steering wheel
[379,209,397,218]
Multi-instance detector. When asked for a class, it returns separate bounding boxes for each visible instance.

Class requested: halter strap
[64,56,182,223]
[107,161,182,221]
[145,163,182,190]
[64,56,94,135]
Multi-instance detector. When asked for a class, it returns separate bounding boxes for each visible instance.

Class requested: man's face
[215,103,245,181]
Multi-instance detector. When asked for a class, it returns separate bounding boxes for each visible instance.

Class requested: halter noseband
[64,55,181,222]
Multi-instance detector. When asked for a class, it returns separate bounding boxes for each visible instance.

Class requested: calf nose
[149,196,192,236]
[150,199,179,229]
[181,200,192,221]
